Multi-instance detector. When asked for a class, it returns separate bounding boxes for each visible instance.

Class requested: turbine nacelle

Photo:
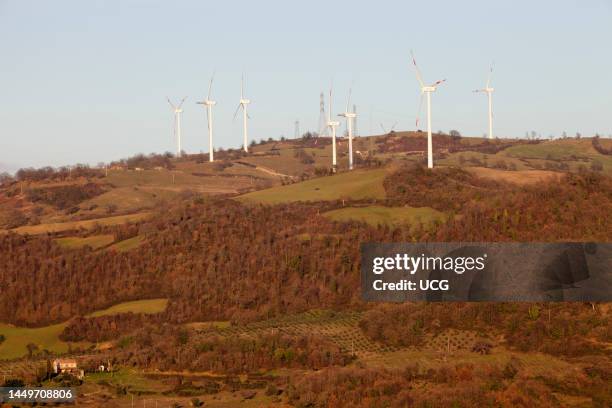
[327,120,340,127]
[196,100,217,106]
[338,112,357,118]
[240,99,251,105]
[421,86,437,93]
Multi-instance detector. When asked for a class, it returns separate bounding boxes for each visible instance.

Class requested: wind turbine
[338,88,357,170]
[411,51,446,169]
[380,122,398,134]
[196,73,217,162]
[474,64,494,139]
[326,85,340,172]
[233,75,251,152]
[167,97,187,158]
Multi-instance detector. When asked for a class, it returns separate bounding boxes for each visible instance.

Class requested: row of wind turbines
[167,74,251,163]
[167,53,496,170]
[411,51,495,169]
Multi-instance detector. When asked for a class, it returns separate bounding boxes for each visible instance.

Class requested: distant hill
[0,162,20,175]
[1,134,610,233]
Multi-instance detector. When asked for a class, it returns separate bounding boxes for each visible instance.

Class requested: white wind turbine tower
[338,88,357,170]
[167,97,187,158]
[326,85,340,172]
[474,64,495,139]
[411,51,446,169]
[233,75,251,152]
[196,74,217,162]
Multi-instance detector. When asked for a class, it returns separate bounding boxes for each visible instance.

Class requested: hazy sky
[1,0,611,171]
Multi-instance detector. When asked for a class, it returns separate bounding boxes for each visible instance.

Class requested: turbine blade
[391,121,398,131]
[346,87,352,113]
[416,94,424,128]
[486,63,494,88]
[329,86,333,119]
[178,96,187,108]
[431,79,446,87]
[208,72,215,100]
[166,97,175,109]
[380,123,386,133]
[410,50,425,88]
[241,74,244,99]
[233,104,241,121]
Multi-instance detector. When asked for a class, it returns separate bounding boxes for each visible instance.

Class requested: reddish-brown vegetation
[360,303,610,357]
[113,326,352,374]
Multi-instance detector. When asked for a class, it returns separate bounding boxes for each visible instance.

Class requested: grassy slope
[466,167,562,185]
[438,138,612,176]
[441,138,611,174]
[236,168,388,204]
[323,205,445,227]
[55,234,115,250]
[0,299,168,359]
[107,235,145,252]
[0,323,88,360]
[87,298,168,317]
[8,212,150,235]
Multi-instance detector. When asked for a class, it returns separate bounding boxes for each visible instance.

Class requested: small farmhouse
[52,358,83,378]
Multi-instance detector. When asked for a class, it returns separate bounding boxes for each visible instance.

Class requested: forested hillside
[1,167,610,328]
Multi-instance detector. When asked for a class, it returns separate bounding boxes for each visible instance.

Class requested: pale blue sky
[1,0,611,171]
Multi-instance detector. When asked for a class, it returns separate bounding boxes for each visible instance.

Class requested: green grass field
[0,299,168,359]
[105,169,252,194]
[0,322,88,360]
[323,205,445,228]
[107,235,145,252]
[8,212,150,235]
[438,138,612,176]
[87,298,169,317]
[77,186,178,216]
[501,139,612,173]
[236,168,388,204]
[55,234,115,250]
[502,139,595,160]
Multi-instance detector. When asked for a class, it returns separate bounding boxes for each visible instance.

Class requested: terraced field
[192,310,394,358]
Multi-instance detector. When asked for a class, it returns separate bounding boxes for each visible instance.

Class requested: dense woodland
[25,183,107,210]
[14,165,103,182]
[282,360,611,408]
[1,167,611,327]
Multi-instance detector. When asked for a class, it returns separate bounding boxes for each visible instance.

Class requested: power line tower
[318,92,327,137]
[294,120,300,139]
[353,104,358,137]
